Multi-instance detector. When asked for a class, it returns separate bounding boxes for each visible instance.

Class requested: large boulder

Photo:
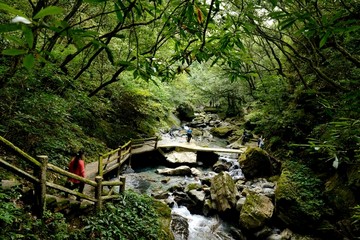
[239,191,274,230]
[210,126,235,138]
[165,151,197,164]
[210,172,239,213]
[176,103,195,121]
[238,147,280,179]
[213,159,232,173]
[156,166,192,176]
[171,213,189,240]
[153,200,175,240]
[274,161,325,231]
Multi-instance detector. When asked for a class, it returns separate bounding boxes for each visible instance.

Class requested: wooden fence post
[98,155,103,177]
[95,176,103,212]
[154,136,158,149]
[119,176,126,192]
[117,149,122,178]
[36,155,48,218]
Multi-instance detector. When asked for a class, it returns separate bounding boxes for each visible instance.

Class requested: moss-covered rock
[238,147,277,179]
[210,172,239,213]
[153,200,175,240]
[275,161,325,230]
[210,126,235,138]
[239,191,274,230]
[176,103,195,121]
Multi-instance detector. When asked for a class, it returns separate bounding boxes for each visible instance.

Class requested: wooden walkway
[158,142,245,154]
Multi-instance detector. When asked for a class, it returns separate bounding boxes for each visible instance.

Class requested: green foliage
[83,190,163,240]
[276,160,325,221]
[352,205,360,226]
[0,188,22,228]
[0,188,74,240]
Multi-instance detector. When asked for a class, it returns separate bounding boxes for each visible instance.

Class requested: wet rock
[203,198,217,216]
[165,151,197,164]
[152,190,170,199]
[210,172,239,213]
[280,228,293,239]
[238,148,273,179]
[239,191,274,230]
[153,200,175,240]
[253,226,273,239]
[210,126,235,138]
[156,166,192,176]
[229,227,247,240]
[173,191,197,213]
[190,167,203,176]
[161,177,171,183]
[213,159,232,172]
[267,233,282,240]
[176,103,195,122]
[235,197,246,212]
[263,188,275,198]
[185,182,202,192]
[188,189,205,203]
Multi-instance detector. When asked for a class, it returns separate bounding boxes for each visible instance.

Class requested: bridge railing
[0,135,124,217]
[131,136,158,149]
[98,136,158,178]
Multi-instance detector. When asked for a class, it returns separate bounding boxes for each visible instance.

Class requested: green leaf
[117,61,131,67]
[279,17,297,30]
[22,26,33,48]
[4,35,24,46]
[0,3,26,16]
[105,47,114,65]
[0,23,21,33]
[23,54,35,70]
[114,3,123,22]
[2,49,27,55]
[319,32,331,48]
[33,6,64,19]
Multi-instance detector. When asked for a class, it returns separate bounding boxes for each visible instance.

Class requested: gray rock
[156,166,192,176]
[165,151,197,164]
[210,172,239,213]
[236,197,246,211]
[190,167,202,176]
[188,189,205,203]
[267,234,283,240]
[239,191,275,230]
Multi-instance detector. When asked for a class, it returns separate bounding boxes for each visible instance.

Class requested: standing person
[258,136,265,149]
[186,127,193,143]
[65,151,85,200]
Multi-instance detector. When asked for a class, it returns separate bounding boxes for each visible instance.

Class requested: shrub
[83,190,164,240]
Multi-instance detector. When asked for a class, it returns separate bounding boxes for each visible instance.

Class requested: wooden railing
[98,136,158,177]
[0,135,124,217]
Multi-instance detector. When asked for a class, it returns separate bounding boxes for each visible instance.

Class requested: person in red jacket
[65,151,85,200]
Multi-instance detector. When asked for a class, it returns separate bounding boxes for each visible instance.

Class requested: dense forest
[0,0,359,239]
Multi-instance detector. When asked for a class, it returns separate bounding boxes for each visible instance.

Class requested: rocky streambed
[120,112,346,240]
